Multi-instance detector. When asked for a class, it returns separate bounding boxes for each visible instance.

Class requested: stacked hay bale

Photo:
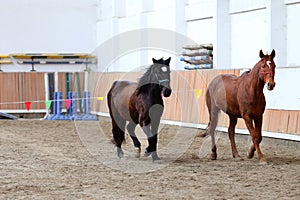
[180,43,213,70]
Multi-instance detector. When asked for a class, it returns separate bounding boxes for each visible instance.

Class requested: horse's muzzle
[162,87,172,97]
[267,82,275,90]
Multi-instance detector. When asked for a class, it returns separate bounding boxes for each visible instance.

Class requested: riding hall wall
[0,71,299,137]
[0,72,84,111]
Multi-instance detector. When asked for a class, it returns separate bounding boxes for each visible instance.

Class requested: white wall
[95,0,300,71]
[231,9,268,68]
[0,0,97,72]
[0,0,97,53]
[1,0,300,71]
[95,0,180,72]
[287,2,300,67]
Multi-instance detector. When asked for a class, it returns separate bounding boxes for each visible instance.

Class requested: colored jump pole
[82,71,97,120]
[44,73,49,118]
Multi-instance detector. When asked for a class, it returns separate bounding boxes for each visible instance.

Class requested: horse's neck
[246,64,265,93]
[137,84,161,96]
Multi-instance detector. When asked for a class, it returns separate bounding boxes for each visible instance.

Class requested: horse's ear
[259,50,265,58]
[270,49,276,59]
[152,58,158,63]
[165,57,171,65]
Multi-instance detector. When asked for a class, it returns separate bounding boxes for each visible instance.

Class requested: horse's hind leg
[228,115,240,158]
[127,122,141,157]
[206,90,219,160]
[208,107,219,160]
[111,116,126,159]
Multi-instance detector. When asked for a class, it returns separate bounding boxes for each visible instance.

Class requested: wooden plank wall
[0,72,84,110]
[0,72,45,110]
[0,71,299,136]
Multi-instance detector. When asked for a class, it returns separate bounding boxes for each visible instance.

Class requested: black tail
[107,81,126,148]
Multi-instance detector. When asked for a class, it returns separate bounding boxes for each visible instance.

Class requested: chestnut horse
[107,57,172,161]
[204,50,276,162]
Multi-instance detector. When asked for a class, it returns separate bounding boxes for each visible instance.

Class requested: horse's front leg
[253,116,266,162]
[243,115,266,163]
[127,122,141,158]
[141,124,160,161]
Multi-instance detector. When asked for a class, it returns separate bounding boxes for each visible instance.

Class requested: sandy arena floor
[0,118,299,199]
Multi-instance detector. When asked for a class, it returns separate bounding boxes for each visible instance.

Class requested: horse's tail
[107,81,126,147]
[107,81,119,112]
[198,123,209,137]
[205,87,212,116]
[198,88,212,137]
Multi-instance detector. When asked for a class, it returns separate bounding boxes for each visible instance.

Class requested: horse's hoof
[117,147,124,159]
[233,153,241,159]
[210,153,217,160]
[247,152,254,159]
[151,151,161,161]
[248,148,255,159]
[134,147,141,158]
[144,148,151,157]
[259,158,267,164]
[234,156,244,161]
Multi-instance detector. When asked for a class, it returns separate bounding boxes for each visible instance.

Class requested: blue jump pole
[82,91,97,121]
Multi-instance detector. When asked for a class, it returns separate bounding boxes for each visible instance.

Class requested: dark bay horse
[107,57,172,161]
[204,50,276,162]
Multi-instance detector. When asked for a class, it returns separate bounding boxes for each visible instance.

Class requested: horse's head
[152,57,172,97]
[258,49,276,90]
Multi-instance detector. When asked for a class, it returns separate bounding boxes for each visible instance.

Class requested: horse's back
[207,74,239,97]
[207,74,241,116]
[107,80,138,121]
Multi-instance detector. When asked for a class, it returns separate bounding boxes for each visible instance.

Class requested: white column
[176,0,188,70]
[111,0,125,71]
[267,0,287,67]
[214,0,231,69]
[140,1,151,66]
[113,0,125,18]
[54,72,59,92]
[142,0,154,13]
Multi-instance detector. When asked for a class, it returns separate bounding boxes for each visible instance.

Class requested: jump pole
[46,72,68,120]
[82,71,97,120]
[44,73,49,118]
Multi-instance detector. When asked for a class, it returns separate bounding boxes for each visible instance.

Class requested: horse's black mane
[137,64,158,93]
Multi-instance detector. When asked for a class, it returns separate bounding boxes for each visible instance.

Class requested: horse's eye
[161,66,167,72]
